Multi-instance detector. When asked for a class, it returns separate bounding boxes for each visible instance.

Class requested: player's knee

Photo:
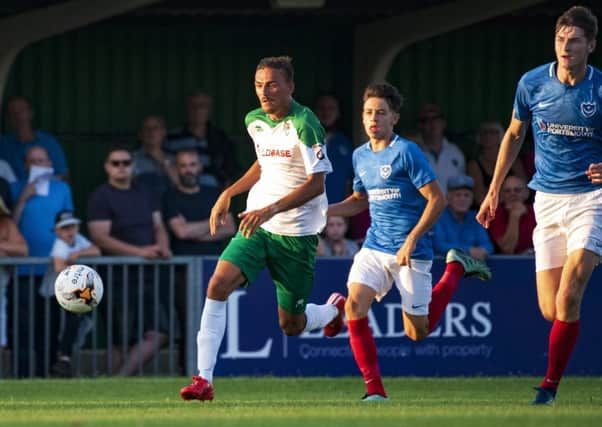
[207,275,234,301]
[405,325,429,342]
[345,296,368,319]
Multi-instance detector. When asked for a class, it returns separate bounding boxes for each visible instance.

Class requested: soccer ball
[54,264,104,314]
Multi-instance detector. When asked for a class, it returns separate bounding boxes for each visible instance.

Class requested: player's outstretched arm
[327,192,368,217]
[477,114,528,228]
[210,161,261,236]
[238,171,326,238]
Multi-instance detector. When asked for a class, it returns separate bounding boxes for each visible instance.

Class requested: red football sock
[348,317,386,397]
[540,319,580,389]
[428,262,464,332]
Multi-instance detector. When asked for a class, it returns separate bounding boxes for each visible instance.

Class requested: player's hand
[476,191,499,229]
[396,237,416,267]
[210,193,231,236]
[585,162,602,184]
[238,205,277,238]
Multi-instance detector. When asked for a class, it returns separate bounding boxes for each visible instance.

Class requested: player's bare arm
[210,161,261,235]
[238,171,326,238]
[396,180,445,267]
[585,162,602,184]
[477,114,528,228]
[327,191,369,217]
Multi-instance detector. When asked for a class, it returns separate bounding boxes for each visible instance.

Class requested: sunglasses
[418,115,442,123]
[503,187,524,193]
[109,159,132,167]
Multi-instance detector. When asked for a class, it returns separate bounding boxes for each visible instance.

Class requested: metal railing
[0,256,204,378]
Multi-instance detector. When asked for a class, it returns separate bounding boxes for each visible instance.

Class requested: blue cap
[447,174,474,191]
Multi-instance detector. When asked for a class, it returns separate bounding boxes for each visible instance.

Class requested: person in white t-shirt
[416,103,466,194]
[50,210,100,377]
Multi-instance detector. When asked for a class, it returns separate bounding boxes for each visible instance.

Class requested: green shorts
[219,228,318,314]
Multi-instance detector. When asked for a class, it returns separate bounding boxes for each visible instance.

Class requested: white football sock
[197,298,227,383]
[303,303,338,332]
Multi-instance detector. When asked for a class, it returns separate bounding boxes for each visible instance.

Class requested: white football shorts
[533,188,602,271]
[347,247,432,315]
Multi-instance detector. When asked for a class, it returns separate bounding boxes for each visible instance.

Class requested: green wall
[3,14,601,218]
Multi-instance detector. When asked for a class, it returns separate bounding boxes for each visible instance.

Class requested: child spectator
[49,210,100,376]
[319,215,359,257]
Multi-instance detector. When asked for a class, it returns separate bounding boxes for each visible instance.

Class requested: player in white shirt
[181,56,346,401]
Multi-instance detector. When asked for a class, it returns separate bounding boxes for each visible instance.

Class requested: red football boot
[323,292,346,337]
[180,376,214,401]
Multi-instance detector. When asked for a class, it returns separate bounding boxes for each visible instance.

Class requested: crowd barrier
[0,256,600,378]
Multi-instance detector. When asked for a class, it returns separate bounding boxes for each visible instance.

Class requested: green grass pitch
[0,377,601,426]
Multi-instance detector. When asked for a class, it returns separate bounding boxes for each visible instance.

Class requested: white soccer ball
[54,264,104,314]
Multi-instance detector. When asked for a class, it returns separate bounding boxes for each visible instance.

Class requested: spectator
[0,158,16,184]
[467,120,526,205]
[10,145,73,376]
[87,146,170,375]
[314,94,354,203]
[416,103,465,194]
[132,115,178,197]
[0,96,69,180]
[49,210,101,377]
[432,175,493,260]
[163,149,236,373]
[0,195,28,350]
[317,215,359,257]
[488,175,536,254]
[165,91,239,188]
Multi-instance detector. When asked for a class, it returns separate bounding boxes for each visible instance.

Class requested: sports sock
[428,262,463,332]
[540,319,580,389]
[348,317,386,397]
[197,298,227,383]
[303,303,338,332]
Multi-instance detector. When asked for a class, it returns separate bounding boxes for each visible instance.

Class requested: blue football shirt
[353,134,437,260]
[514,62,602,194]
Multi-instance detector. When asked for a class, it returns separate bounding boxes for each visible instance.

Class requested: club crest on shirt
[580,101,597,118]
[312,144,325,160]
[380,164,392,179]
[283,121,291,136]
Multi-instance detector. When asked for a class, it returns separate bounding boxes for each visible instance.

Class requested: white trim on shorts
[533,188,602,271]
[346,247,433,315]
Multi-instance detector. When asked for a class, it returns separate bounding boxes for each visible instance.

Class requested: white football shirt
[245,100,332,236]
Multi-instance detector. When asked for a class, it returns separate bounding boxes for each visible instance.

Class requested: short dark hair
[256,56,294,82]
[105,144,132,162]
[363,82,403,113]
[556,6,598,41]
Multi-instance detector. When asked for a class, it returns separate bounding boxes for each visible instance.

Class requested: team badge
[283,121,291,136]
[380,165,392,179]
[312,144,325,160]
[580,101,597,118]
[254,125,263,132]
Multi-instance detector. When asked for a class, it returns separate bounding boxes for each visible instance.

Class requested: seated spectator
[488,175,536,254]
[318,215,359,257]
[314,94,354,203]
[0,196,28,350]
[0,96,69,180]
[416,103,465,194]
[467,120,526,205]
[87,145,171,375]
[165,91,239,188]
[49,210,101,377]
[432,175,493,260]
[163,149,236,373]
[10,145,73,376]
[132,115,178,197]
